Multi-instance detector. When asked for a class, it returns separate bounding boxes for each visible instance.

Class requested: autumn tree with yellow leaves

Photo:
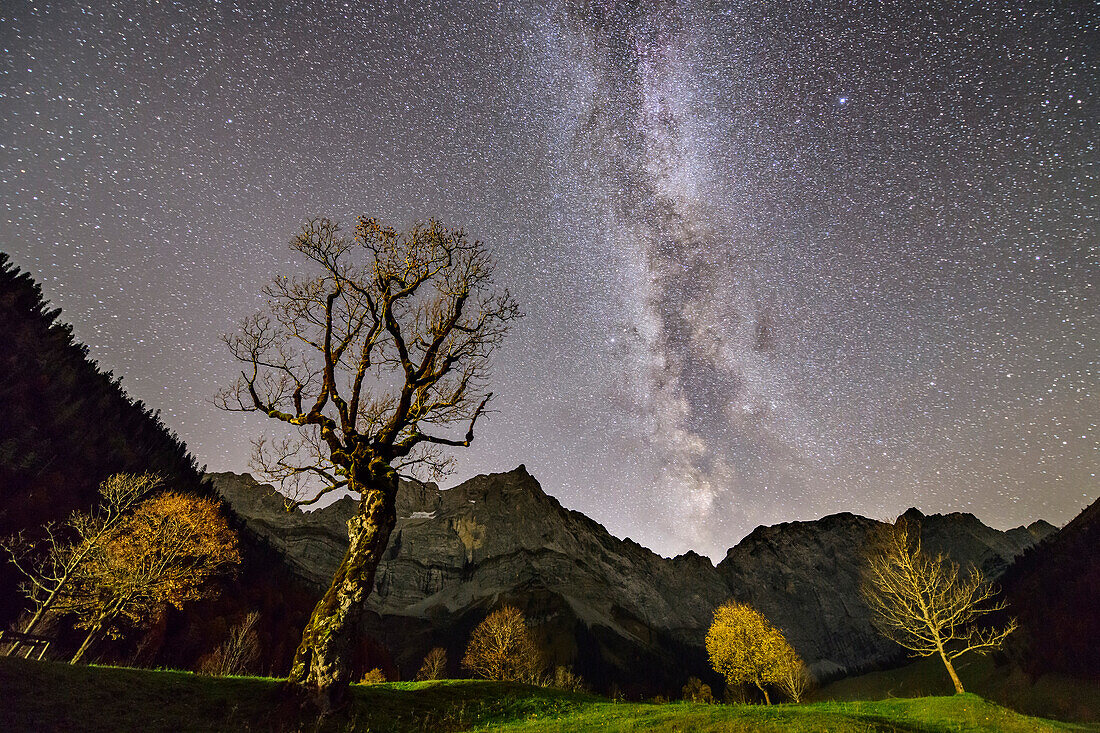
[0,472,161,657]
[57,492,239,663]
[705,600,806,705]
[462,606,544,683]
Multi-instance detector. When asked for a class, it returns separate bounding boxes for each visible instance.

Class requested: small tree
[0,473,160,656]
[861,518,1017,694]
[58,492,240,663]
[682,676,715,703]
[200,611,261,677]
[415,646,448,681]
[705,601,799,705]
[359,668,387,684]
[462,606,544,683]
[776,647,814,703]
[550,665,587,693]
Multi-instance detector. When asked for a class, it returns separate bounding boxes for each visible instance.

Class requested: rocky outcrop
[209,468,1056,691]
[716,512,886,679]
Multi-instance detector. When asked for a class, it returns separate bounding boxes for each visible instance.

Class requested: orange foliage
[461,606,544,683]
[60,492,239,655]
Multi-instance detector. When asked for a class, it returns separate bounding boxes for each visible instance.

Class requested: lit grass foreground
[1,657,1094,733]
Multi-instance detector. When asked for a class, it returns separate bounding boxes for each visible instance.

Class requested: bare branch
[218,215,518,508]
[860,517,1017,693]
[396,392,493,454]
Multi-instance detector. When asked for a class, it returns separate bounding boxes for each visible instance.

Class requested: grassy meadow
[816,654,1100,725]
[2,656,1096,733]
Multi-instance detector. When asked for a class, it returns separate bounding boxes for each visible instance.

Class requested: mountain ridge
[216,465,1056,568]
[210,466,1058,693]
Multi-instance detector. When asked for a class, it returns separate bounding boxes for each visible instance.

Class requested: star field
[1,0,1095,558]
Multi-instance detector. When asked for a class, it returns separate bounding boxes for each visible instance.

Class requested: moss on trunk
[288,461,397,690]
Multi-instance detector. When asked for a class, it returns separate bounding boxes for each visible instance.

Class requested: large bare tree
[217,217,518,690]
[860,518,1017,694]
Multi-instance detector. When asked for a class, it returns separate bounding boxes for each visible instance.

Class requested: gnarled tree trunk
[288,464,397,690]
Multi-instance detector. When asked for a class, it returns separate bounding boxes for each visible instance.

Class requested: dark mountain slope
[0,252,203,541]
[0,254,316,672]
[0,253,206,626]
[212,468,1053,691]
[997,496,1099,679]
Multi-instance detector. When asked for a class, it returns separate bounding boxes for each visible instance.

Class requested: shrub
[359,668,387,684]
[682,676,715,703]
[549,665,587,692]
[200,611,261,677]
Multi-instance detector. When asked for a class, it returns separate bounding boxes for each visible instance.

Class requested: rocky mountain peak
[209,469,1055,688]
[1026,519,1059,538]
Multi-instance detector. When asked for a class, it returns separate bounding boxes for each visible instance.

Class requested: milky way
[1,1,1095,557]
[550,1,798,548]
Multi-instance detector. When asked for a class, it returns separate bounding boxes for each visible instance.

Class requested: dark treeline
[0,253,203,535]
[0,252,205,627]
[997,497,1099,680]
[0,253,317,671]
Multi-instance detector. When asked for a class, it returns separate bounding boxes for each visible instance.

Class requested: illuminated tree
[0,473,160,656]
[705,600,799,705]
[776,646,813,703]
[58,492,239,663]
[550,665,587,693]
[462,606,544,683]
[415,646,448,681]
[358,668,387,684]
[861,518,1017,694]
[216,217,518,690]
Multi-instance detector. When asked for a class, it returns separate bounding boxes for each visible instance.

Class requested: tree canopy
[705,600,805,705]
[58,491,239,663]
[217,218,519,505]
[462,606,544,683]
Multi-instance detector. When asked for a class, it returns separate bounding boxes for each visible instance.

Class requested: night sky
[2,1,1095,558]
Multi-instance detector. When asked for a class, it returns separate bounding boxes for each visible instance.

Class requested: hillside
[993,496,1100,680]
[212,468,1055,694]
[0,657,1089,733]
[0,253,206,622]
[818,653,1099,724]
[0,256,318,671]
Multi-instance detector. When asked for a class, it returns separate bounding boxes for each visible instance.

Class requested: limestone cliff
[209,468,1055,691]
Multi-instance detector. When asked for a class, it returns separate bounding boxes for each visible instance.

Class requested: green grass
[1,656,1095,733]
[816,654,1100,724]
[489,696,1093,732]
